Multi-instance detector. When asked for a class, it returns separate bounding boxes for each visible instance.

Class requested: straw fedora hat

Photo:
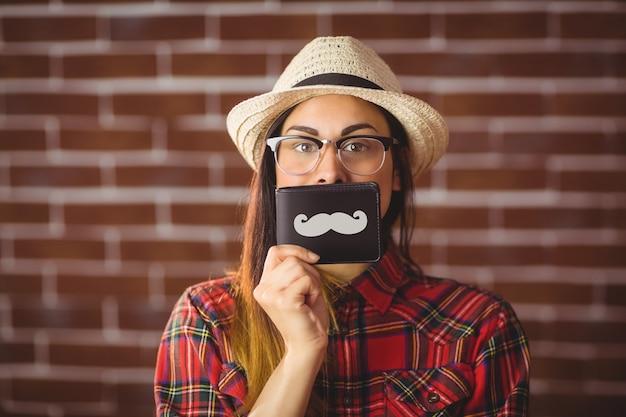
[226,36,448,180]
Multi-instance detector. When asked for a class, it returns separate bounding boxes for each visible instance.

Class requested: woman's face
[275,94,401,218]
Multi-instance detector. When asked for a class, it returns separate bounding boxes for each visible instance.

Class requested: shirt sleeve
[154,287,245,417]
[466,300,531,416]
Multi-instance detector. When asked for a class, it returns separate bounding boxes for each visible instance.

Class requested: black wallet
[275,182,381,264]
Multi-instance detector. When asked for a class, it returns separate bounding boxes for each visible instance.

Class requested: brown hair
[229,104,419,414]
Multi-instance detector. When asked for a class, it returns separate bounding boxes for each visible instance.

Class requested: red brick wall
[1,1,624,416]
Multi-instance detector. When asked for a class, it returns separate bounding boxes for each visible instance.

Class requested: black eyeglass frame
[265,135,401,176]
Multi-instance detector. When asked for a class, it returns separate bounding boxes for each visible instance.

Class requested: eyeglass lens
[275,137,387,176]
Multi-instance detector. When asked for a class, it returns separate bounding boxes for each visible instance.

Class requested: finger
[256,257,321,297]
[263,245,319,272]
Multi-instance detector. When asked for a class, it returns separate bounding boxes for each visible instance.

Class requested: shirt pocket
[383,362,474,417]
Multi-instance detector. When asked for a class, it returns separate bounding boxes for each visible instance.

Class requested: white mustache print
[293,210,368,237]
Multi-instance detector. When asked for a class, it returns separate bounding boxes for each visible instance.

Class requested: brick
[60,128,152,150]
[2,16,97,42]
[446,245,546,266]
[11,377,102,403]
[13,238,105,260]
[112,93,205,117]
[532,357,586,380]
[0,341,35,364]
[12,304,102,330]
[413,170,432,189]
[5,93,99,116]
[606,284,626,307]
[517,319,544,341]
[11,166,101,187]
[494,52,610,77]
[109,404,156,417]
[64,203,156,225]
[381,52,491,77]
[531,319,626,343]
[531,393,626,416]
[171,203,242,225]
[447,132,491,153]
[115,381,155,407]
[447,168,547,190]
[560,11,626,39]
[110,15,205,41]
[554,244,625,267]
[0,202,49,223]
[112,382,157,417]
[170,0,261,2]
[616,208,626,229]
[0,129,46,151]
[221,92,258,116]
[501,131,612,155]
[220,15,316,40]
[533,356,626,382]
[0,274,42,296]
[559,170,624,192]
[117,300,172,331]
[445,12,548,39]
[494,282,593,305]
[0,54,49,78]
[223,165,254,186]
[224,241,244,264]
[50,342,155,368]
[590,358,626,381]
[552,93,626,116]
[164,276,208,297]
[616,53,626,77]
[56,274,149,299]
[408,243,433,266]
[167,128,236,152]
[414,207,489,229]
[120,240,210,262]
[65,0,153,4]
[63,54,157,78]
[503,208,610,229]
[172,53,267,76]
[0,0,46,4]
[610,131,626,154]
[440,93,543,116]
[331,14,430,39]
[115,166,209,187]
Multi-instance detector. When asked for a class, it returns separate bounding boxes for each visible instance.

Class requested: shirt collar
[347,246,405,314]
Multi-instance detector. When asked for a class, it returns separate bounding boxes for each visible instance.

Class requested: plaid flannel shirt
[155,248,530,416]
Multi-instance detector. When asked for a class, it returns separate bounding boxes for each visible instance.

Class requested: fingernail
[308,251,320,261]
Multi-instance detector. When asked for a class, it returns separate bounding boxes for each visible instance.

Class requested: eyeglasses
[266,135,399,176]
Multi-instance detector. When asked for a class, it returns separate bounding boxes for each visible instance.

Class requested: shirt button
[427,392,440,403]
[343,396,351,406]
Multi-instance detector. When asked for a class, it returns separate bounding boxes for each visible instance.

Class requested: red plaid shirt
[154,249,530,416]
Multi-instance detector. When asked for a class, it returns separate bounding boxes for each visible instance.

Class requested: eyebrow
[284,123,379,137]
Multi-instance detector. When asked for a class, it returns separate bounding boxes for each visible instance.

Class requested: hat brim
[226,85,448,180]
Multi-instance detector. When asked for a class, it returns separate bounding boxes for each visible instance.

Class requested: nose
[314,143,348,184]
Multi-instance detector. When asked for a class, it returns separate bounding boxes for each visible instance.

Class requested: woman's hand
[253,244,329,354]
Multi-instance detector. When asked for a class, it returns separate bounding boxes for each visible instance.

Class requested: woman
[154,36,530,417]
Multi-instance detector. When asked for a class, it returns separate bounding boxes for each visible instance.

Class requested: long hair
[229,104,418,414]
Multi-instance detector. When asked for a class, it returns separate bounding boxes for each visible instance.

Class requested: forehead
[281,94,390,134]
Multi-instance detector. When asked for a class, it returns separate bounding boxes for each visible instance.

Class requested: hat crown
[272,36,403,93]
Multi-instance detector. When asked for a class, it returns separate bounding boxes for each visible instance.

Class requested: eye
[341,138,371,153]
[293,140,318,153]
[282,138,319,154]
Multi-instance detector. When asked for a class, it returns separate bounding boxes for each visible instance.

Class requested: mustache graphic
[293,210,368,237]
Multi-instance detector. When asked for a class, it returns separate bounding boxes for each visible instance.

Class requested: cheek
[275,167,305,188]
